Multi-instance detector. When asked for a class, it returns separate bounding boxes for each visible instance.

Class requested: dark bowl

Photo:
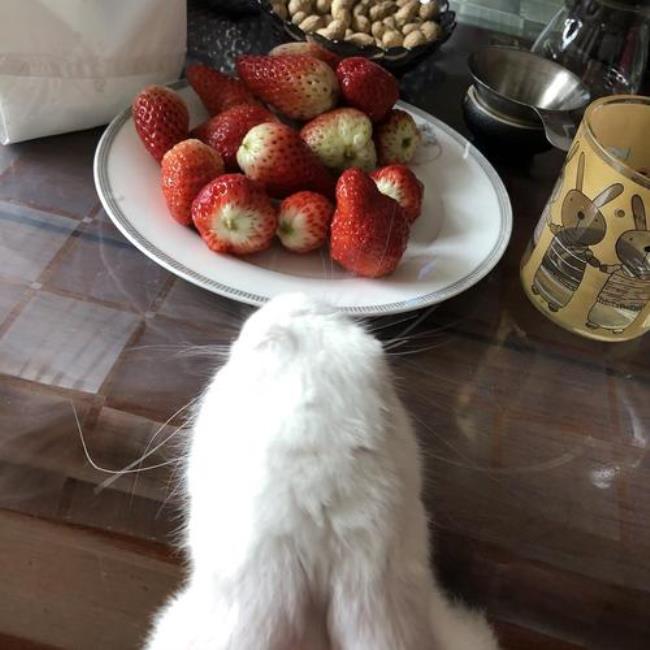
[463,84,552,157]
[258,0,456,72]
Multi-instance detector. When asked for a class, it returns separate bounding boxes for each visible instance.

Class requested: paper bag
[0,0,186,144]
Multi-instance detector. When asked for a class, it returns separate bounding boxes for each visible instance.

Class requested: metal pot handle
[535,107,584,151]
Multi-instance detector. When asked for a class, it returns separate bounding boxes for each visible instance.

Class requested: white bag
[0,0,187,144]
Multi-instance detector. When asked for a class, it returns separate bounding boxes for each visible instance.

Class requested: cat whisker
[131,396,200,497]
[71,401,188,494]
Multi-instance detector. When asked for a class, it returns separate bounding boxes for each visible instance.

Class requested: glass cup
[521,95,650,342]
[532,0,650,98]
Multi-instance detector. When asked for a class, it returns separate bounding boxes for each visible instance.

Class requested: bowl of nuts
[259,0,456,70]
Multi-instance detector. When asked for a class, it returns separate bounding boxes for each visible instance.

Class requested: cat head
[192,293,392,450]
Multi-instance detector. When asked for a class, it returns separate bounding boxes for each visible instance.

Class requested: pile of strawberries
[132,41,424,278]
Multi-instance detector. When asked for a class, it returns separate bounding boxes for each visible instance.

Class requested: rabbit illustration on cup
[587,195,650,333]
[522,144,580,268]
[532,152,624,312]
[535,142,581,244]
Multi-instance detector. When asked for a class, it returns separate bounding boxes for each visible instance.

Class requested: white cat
[145,293,500,650]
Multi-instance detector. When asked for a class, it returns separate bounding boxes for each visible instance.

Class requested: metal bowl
[463,84,552,157]
[258,0,456,71]
[468,46,591,150]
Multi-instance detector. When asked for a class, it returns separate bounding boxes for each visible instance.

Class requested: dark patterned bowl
[258,0,456,72]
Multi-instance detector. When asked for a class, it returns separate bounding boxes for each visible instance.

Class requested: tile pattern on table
[158,277,254,332]
[393,329,648,590]
[0,129,101,219]
[0,282,28,327]
[102,314,225,420]
[46,210,172,313]
[0,378,180,542]
[62,478,178,542]
[0,143,19,176]
[0,380,92,519]
[0,201,78,283]
[0,291,139,393]
[0,510,179,650]
[611,376,650,556]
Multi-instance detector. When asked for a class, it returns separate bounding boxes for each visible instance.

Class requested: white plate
[94,82,512,316]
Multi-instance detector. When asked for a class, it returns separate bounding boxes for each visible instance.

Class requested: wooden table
[0,11,648,650]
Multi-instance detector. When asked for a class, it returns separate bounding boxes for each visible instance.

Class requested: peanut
[396,0,411,6]
[420,0,440,20]
[382,16,397,29]
[333,12,351,28]
[382,29,403,47]
[403,29,426,48]
[402,22,420,35]
[394,0,419,27]
[331,0,352,27]
[315,0,331,12]
[317,17,346,39]
[421,20,442,41]
[331,0,354,14]
[288,0,311,15]
[369,1,395,21]
[352,14,371,33]
[346,32,375,46]
[353,2,368,16]
[292,10,308,25]
[322,13,334,25]
[271,1,288,20]
[371,21,386,39]
[300,15,325,32]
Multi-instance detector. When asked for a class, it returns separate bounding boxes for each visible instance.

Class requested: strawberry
[336,57,399,123]
[269,42,340,70]
[190,104,276,171]
[277,191,334,253]
[376,109,421,165]
[186,64,256,115]
[237,122,335,198]
[236,54,339,120]
[330,168,410,278]
[132,85,189,162]
[300,108,377,173]
[370,164,424,224]
[161,139,225,226]
[192,174,277,255]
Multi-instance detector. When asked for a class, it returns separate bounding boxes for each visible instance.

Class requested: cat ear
[632,194,647,231]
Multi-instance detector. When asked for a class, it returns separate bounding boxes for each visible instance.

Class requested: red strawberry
[330,168,410,278]
[370,164,424,224]
[192,174,277,255]
[269,42,340,70]
[190,104,276,170]
[236,54,339,120]
[161,139,224,226]
[336,57,399,123]
[132,85,189,162]
[376,109,421,165]
[237,122,335,198]
[277,191,334,253]
[186,64,256,115]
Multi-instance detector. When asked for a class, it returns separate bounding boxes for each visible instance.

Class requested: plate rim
[94,81,513,316]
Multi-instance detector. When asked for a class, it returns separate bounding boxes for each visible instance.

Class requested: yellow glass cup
[521,95,650,342]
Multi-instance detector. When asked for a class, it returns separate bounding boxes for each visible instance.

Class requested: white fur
[145,294,500,650]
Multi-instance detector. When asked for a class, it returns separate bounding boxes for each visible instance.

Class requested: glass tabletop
[0,12,648,650]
